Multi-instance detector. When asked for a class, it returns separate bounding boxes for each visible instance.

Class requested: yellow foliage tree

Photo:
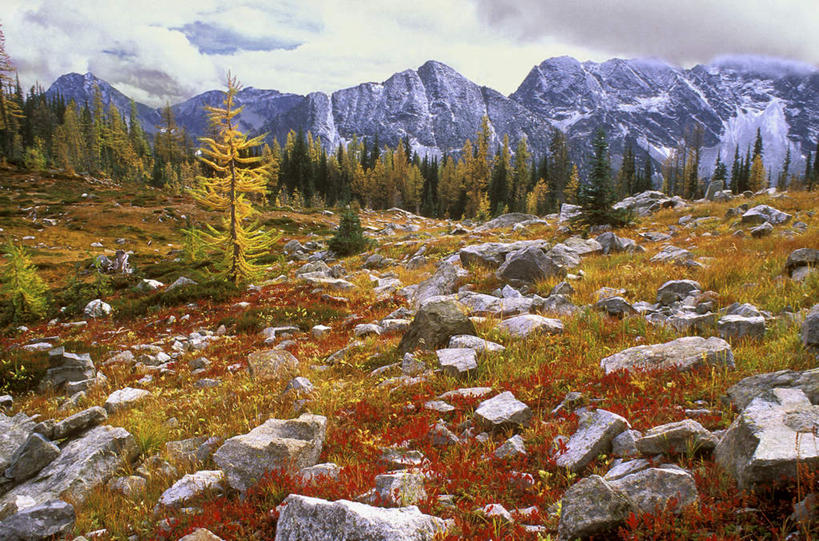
[748,154,767,192]
[191,73,277,284]
[565,164,580,204]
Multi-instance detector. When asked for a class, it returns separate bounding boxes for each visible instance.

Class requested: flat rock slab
[718,315,766,340]
[158,470,224,508]
[474,392,532,429]
[214,414,326,492]
[715,387,819,490]
[105,387,150,413]
[600,336,734,374]
[0,425,137,510]
[0,500,75,540]
[436,348,478,378]
[499,314,564,338]
[724,368,819,410]
[554,409,629,472]
[274,494,448,541]
[635,419,718,455]
[448,335,505,352]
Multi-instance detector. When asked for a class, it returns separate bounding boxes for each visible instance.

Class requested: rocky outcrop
[398,299,475,354]
[496,246,567,285]
[724,368,819,410]
[0,500,75,541]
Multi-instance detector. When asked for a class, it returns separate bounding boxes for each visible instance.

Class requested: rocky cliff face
[46,55,818,176]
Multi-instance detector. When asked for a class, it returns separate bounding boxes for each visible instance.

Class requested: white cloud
[3,0,816,107]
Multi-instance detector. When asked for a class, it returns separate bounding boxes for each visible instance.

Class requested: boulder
[247,350,299,380]
[167,276,198,291]
[540,294,579,316]
[3,434,60,482]
[398,300,475,355]
[559,203,582,221]
[786,248,819,276]
[0,500,75,541]
[650,246,692,264]
[374,471,426,506]
[609,467,698,514]
[635,419,718,455]
[554,410,629,472]
[596,232,639,254]
[411,263,458,308]
[564,236,603,256]
[725,368,819,410]
[0,413,36,473]
[48,406,108,441]
[476,213,539,231]
[274,494,448,541]
[104,387,150,413]
[136,278,164,292]
[474,392,532,429]
[667,312,715,333]
[165,436,220,465]
[613,191,685,217]
[300,273,354,291]
[803,304,819,348]
[448,335,505,352]
[0,425,138,509]
[39,348,95,391]
[157,470,224,508]
[546,244,582,269]
[213,414,327,492]
[83,299,111,318]
[459,240,548,268]
[299,463,341,483]
[495,246,566,285]
[493,435,527,459]
[595,296,636,317]
[600,336,734,374]
[704,179,725,200]
[718,315,766,340]
[498,314,564,338]
[715,387,819,490]
[557,475,634,541]
[436,348,478,379]
[179,529,224,541]
[750,222,773,238]
[656,279,701,305]
[741,204,792,225]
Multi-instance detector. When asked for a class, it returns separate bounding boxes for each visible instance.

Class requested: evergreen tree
[805,150,813,191]
[191,74,277,284]
[1,240,49,322]
[778,146,791,191]
[729,146,740,193]
[510,136,531,212]
[617,140,636,197]
[564,164,580,204]
[752,128,763,159]
[329,207,370,256]
[748,153,766,192]
[547,129,571,211]
[488,135,510,215]
[576,128,625,226]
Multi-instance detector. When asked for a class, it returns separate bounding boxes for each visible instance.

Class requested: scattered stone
[554,409,629,472]
[247,349,299,380]
[609,467,699,514]
[494,435,526,459]
[39,348,95,391]
[299,463,341,483]
[499,314,563,338]
[741,204,792,225]
[725,368,819,410]
[213,414,327,492]
[635,419,718,455]
[439,387,494,400]
[496,246,567,285]
[786,248,819,276]
[803,304,819,348]
[436,348,478,379]
[718,314,766,340]
[448,335,504,352]
[158,470,224,508]
[715,387,819,490]
[274,494,448,541]
[596,232,639,254]
[3,433,60,482]
[604,458,651,481]
[83,299,112,318]
[105,387,150,413]
[374,471,427,506]
[411,263,458,308]
[178,529,224,541]
[167,276,198,291]
[354,323,382,337]
[398,300,475,354]
[0,500,75,541]
[667,312,715,333]
[107,475,147,497]
[311,325,331,338]
[656,279,701,305]
[595,296,636,317]
[47,406,108,441]
[474,392,532,429]
[650,246,692,264]
[557,475,634,541]
[600,336,733,374]
[429,420,460,447]
[285,377,315,394]
[478,503,514,523]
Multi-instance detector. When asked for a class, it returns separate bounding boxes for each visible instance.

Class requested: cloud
[3,0,816,108]
[470,0,819,67]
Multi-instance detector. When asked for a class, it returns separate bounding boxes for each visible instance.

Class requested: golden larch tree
[191,73,277,284]
[748,154,767,192]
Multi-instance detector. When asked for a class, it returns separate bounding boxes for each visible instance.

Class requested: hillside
[0,166,817,539]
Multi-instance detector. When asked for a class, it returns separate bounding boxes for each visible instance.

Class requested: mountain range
[45,55,819,176]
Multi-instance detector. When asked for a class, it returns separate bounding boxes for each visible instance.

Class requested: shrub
[328,208,370,256]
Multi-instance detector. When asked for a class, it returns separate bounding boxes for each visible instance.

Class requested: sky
[3,0,818,107]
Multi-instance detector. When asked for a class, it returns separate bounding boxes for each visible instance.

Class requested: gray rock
[495,246,566,285]
[595,296,636,317]
[474,392,532,429]
[411,263,458,308]
[0,413,36,473]
[104,387,150,413]
[750,222,773,237]
[4,434,60,482]
[311,325,331,338]
[0,500,75,541]
[724,302,763,318]
[459,240,549,268]
[554,410,629,472]
[429,420,460,447]
[247,349,299,380]
[540,294,579,316]
[498,314,563,338]
[274,494,448,541]
[609,467,698,514]
[285,377,315,394]
[718,314,766,340]
[398,300,475,354]
[725,368,819,410]
[741,204,792,225]
[178,528,224,541]
[803,304,819,348]
[213,414,327,492]
[374,470,426,506]
[604,458,651,481]
[436,348,478,378]
[477,213,539,231]
[546,243,582,269]
[83,299,111,318]
[0,425,138,509]
[166,436,220,465]
[667,311,716,333]
[157,470,224,508]
[49,406,108,441]
[39,348,96,391]
[564,236,603,255]
[299,463,341,483]
[791,266,817,282]
[493,434,527,459]
[715,387,819,490]
[136,278,164,292]
[656,279,701,305]
[107,475,147,497]
[600,336,733,374]
[557,475,634,541]
[448,335,505,352]
[635,419,718,455]
[300,273,354,291]
[596,232,639,254]
[167,276,198,291]
[650,245,692,264]
[786,248,819,276]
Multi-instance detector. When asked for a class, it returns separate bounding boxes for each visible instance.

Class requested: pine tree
[576,128,625,226]
[805,150,813,191]
[617,140,636,197]
[778,146,791,191]
[1,240,49,322]
[0,24,24,162]
[329,207,369,256]
[191,74,277,284]
[748,153,766,192]
[488,136,510,215]
[752,128,763,159]
[511,136,531,212]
